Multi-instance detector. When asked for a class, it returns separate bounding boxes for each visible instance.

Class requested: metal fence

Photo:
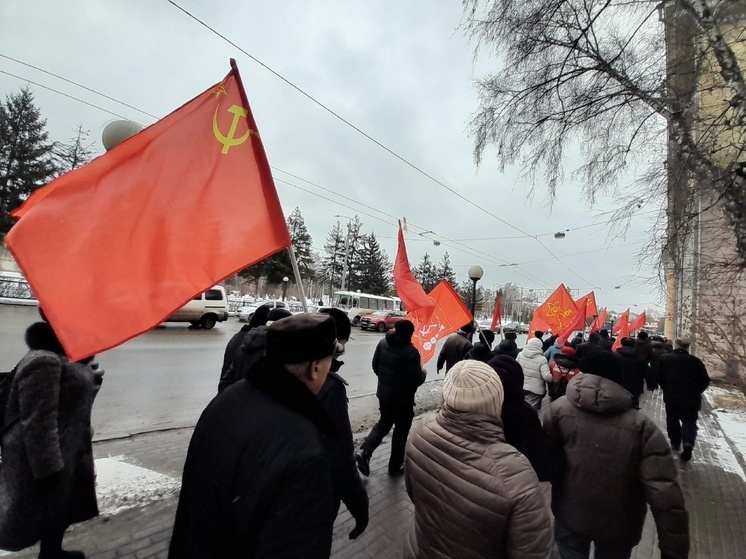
[0,276,35,300]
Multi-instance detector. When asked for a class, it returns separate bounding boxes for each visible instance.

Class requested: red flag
[407,280,472,365]
[583,291,598,319]
[590,307,608,333]
[490,290,502,331]
[612,316,630,351]
[628,311,647,333]
[6,60,290,361]
[529,284,578,336]
[557,294,589,346]
[612,309,630,336]
[393,223,434,318]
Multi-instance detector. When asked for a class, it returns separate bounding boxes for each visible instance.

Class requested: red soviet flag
[556,294,590,346]
[590,307,608,333]
[584,291,598,320]
[529,284,578,337]
[612,309,631,336]
[612,314,630,351]
[6,60,290,361]
[407,280,472,365]
[490,290,502,332]
[629,311,647,333]
[393,223,434,319]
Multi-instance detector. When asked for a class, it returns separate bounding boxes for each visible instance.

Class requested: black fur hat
[25,322,65,356]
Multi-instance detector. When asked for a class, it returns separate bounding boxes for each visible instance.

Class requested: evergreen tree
[414,253,439,292]
[53,124,95,174]
[238,207,314,289]
[436,252,457,287]
[322,220,346,295]
[343,216,365,291]
[355,232,391,295]
[0,87,58,236]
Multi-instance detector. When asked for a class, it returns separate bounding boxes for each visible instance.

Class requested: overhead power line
[0,55,635,298]
[162,0,625,303]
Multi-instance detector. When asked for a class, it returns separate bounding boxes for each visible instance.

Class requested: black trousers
[361,399,414,472]
[665,403,699,448]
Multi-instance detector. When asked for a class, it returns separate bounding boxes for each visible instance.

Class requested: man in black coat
[656,338,710,461]
[316,308,369,540]
[615,337,655,407]
[436,322,474,374]
[598,329,614,352]
[356,319,426,477]
[465,329,496,363]
[488,354,550,481]
[635,331,654,364]
[576,331,604,359]
[217,308,292,392]
[494,331,519,358]
[219,304,270,381]
[169,314,345,558]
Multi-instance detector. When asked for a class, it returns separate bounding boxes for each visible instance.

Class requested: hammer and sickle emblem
[213,104,257,155]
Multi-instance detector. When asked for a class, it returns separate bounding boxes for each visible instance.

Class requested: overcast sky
[0,0,665,314]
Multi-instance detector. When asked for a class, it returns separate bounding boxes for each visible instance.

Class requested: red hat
[561,346,576,356]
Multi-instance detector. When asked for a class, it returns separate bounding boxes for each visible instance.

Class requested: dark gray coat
[543,373,689,557]
[0,350,98,551]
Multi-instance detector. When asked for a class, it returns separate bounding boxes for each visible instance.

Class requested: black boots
[356,450,370,477]
[680,446,693,461]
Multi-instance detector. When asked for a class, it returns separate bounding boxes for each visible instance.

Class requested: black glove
[36,470,62,493]
[348,507,369,539]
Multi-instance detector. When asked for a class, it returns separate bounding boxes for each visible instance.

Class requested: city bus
[332,291,402,325]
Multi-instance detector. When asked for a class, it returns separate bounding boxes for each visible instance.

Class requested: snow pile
[706,385,746,482]
[95,456,180,516]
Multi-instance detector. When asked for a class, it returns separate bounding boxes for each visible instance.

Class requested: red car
[358,311,406,332]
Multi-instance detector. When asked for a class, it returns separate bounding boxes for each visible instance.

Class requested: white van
[166,286,229,329]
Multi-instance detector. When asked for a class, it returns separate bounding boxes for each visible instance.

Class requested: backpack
[0,365,18,435]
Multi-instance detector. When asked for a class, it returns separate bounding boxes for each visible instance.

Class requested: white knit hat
[442,359,504,418]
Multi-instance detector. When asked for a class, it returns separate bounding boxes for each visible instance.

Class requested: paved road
[1,304,518,439]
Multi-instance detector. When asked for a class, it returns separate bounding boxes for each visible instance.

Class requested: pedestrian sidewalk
[4,383,746,558]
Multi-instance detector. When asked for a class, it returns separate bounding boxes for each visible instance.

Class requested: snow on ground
[95,456,180,516]
[706,385,746,482]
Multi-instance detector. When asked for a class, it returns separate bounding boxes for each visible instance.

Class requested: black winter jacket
[464,342,496,364]
[576,340,603,360]
[373,330,425,406]
[218,325,269,392]
[169,357,337,559]
[219,324,251,386]
[635,338,654,364]
[493,338,519,359]
[317,367,369,521]
[488,354,551,481]
[616,347,655,397]
[656,349,710,412]
[436,331,472,372]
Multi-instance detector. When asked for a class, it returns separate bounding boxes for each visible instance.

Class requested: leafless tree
[462,0,746,262]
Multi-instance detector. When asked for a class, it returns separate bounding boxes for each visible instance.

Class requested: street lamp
[282,276,289,301]
[468,265,484,318]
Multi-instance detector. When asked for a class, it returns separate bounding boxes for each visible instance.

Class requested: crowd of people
[0,303,711,559]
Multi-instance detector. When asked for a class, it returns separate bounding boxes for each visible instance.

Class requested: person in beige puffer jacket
[403,359,554,559]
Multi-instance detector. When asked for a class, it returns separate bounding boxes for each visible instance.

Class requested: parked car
[165,286,229,329]
[502,321,521,334]
[237,300,287,322]
[359,310,406,332]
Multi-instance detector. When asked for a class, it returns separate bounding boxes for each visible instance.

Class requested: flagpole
[287,246,308,312]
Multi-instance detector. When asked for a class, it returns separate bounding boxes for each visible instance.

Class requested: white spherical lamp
[102,120,144,151]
